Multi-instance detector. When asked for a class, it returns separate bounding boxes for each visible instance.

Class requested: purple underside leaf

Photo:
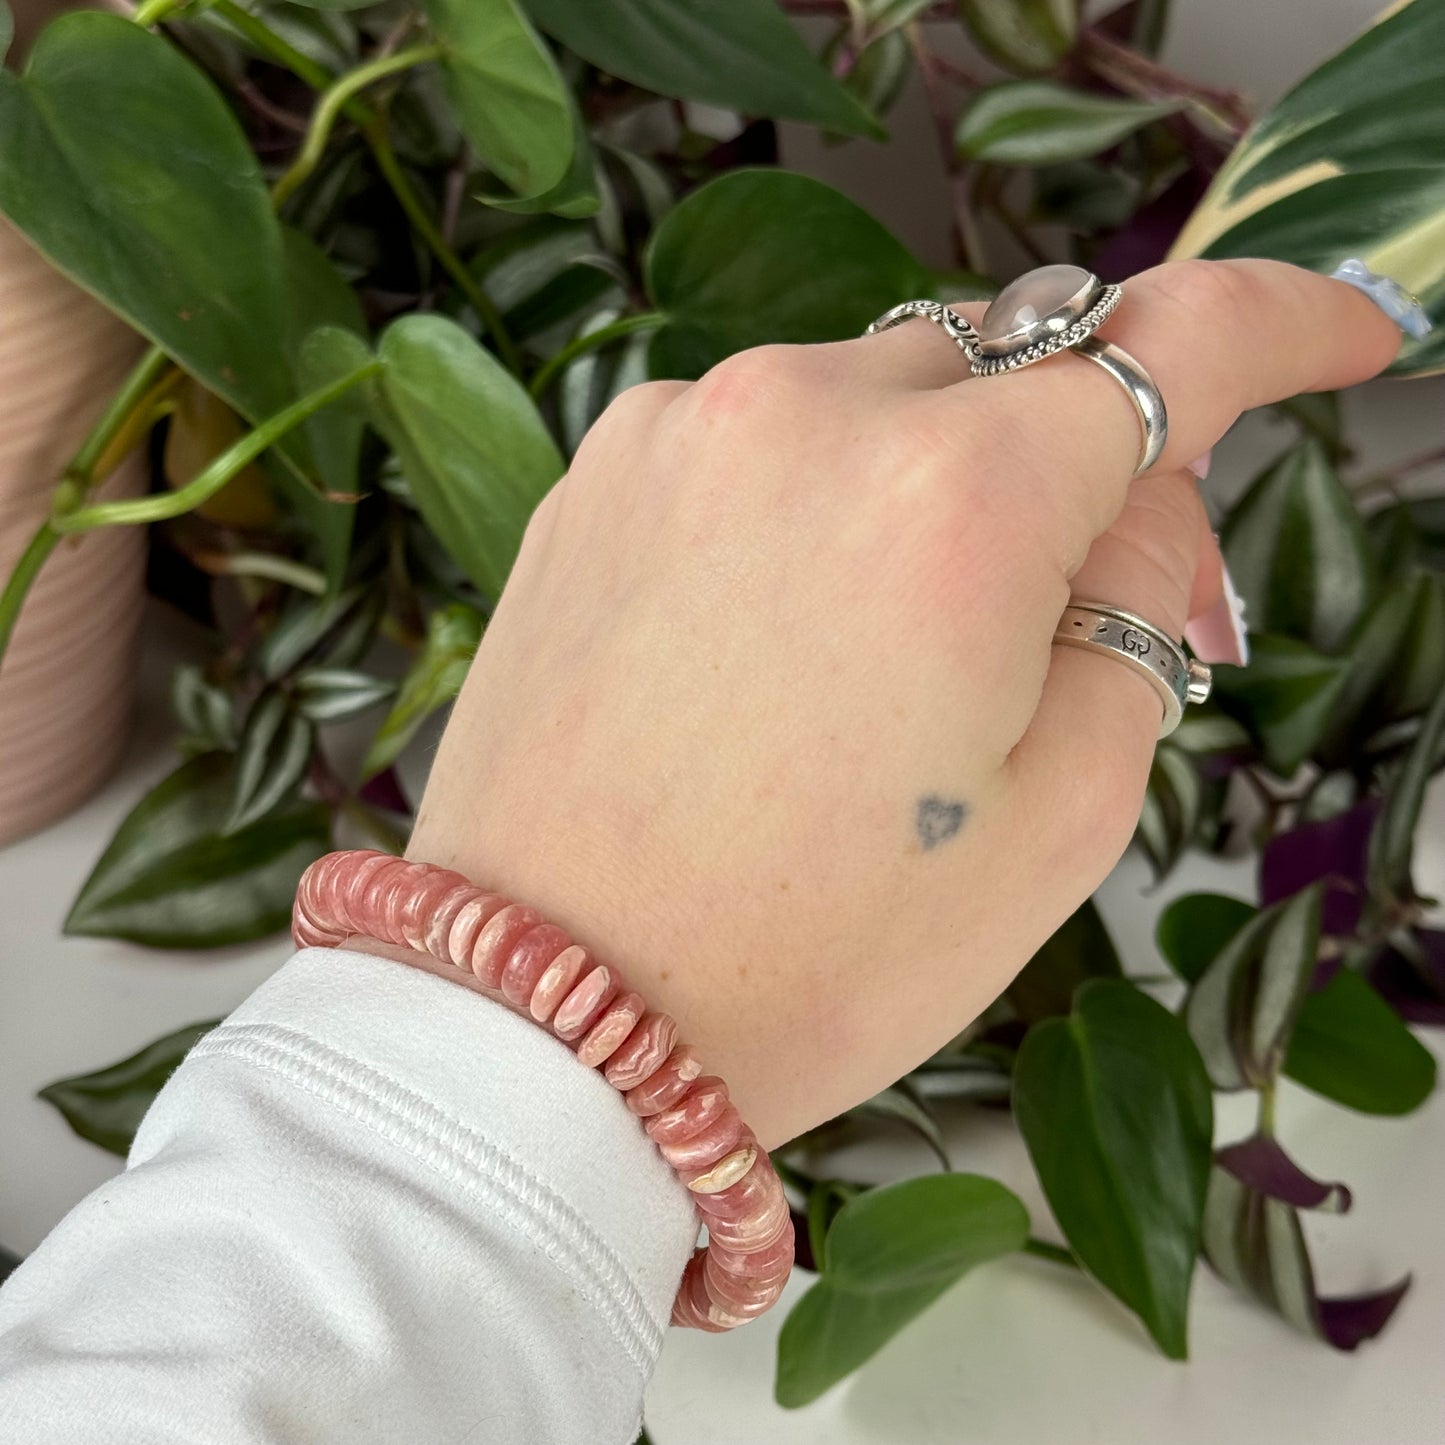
[1368,928,1445,1025]
[1259,799,1380,936]
[1318,1277,1412,1351]
[358,766,412,816]
[1216,1132,1352,1214]
[1090,167,1211,278]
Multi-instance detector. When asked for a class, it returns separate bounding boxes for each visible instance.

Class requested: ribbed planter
[0,216,149,845]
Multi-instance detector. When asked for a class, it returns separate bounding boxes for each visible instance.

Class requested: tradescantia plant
[3,0,1444,1413]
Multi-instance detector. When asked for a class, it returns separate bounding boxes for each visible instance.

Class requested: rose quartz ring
[293,850,795,1331]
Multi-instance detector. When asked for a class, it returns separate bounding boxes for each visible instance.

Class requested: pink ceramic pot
[0,217,149,845]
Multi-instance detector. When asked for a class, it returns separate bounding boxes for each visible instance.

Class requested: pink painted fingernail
[1187,450,1213,480]
[1185,556,1249,666]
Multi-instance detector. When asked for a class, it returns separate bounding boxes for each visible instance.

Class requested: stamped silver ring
[1053,600,1212,740]
[866,299,981,359]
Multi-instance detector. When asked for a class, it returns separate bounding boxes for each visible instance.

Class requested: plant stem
[131,0,188,27]
[271,45,443,208]
[1023,1238,1081,1269]
[0,524,63,675]
[528,312,665,398]
[1257,1078,1278,1136]
[210,0,338,95]
[197,551,329,595]
[54,361,382,533]
[65,345,172,486]
[1078,29,1251,138]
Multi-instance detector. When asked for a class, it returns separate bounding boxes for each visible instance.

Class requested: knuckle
[687,343,816,419]
[1146,258,1260,329]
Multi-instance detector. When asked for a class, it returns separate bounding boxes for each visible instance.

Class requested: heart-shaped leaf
[524,0,883,138]
[955,81,1180,166]
[39,1021,220,1157]
[1186,886,1323,1091]
[1286,967,1437,1116]
[1171,0,1445,376]
[65,753,330,948]
[1014,979,1213,1358]
[0,12,292,422]
[958,0,1078,74]
[644,169,940,377]
[1156,892,1257,984]
[775,1174,1029,1407]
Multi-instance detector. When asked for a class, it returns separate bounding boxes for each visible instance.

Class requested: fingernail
[1187,449,1213,480]
[1185,556,1250,667]
[1330,258,1432,339]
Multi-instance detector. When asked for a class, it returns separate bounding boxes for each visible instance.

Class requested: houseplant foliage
[2,0,1443,1411]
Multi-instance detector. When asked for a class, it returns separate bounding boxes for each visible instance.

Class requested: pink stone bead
[445,892,509,971]
[329,851,394,935]
[351,855,412,938]
[469,903,543,989]
[703,1245,790,1314]
[529,944,590,1023]
[603,1012,679,1090]
[681,1132,758,1194]
[670,1255,734,1333]
[644,1077,731,1146]
[552,965,618,1042]
[500,924,573,1006]
[398,867,470,952]
[697,1175,790,1254]
[707,1225,796,1278]
[624,1045,702,1116]
[576,990,646,1068]
[423,885,480,961]
[657,1105,743,1171]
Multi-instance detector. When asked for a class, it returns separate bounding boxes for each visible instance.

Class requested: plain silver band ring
[1053,600,1212,740]
[1073,337,1168,476]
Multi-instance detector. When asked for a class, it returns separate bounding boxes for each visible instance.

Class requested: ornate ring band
[1053,600,1212,740]
[865,299,980,359]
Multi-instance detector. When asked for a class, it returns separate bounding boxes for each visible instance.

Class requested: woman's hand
[403,258,1401,1149]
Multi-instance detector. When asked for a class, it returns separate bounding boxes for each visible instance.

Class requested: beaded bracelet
[292,850,794,1331]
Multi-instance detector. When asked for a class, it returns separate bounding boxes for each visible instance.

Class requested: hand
[402,259,1400,1150]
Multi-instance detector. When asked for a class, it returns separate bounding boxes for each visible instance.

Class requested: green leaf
[1185,887,1322,1091]
[0,13,291,422]
[362,602,483,778]
[170,663,238,753]
[957,0,1078,74]
[1007,898,1121,1022]
[1211,633,1352,777]
[66,754,330,948]
[293,668,396,723]
[227,694,316,834]
[421,0,574,200]
[955,81,1179,166]
[644,169,933,377]
[256,584,382,683]
[1014,979,1213,1359]
[524,0,883,138]
[39,1022,218,1157]
[1136,743,1207,876]
[826,28,911,128]
[1221,439,1373,653]
[0,2,12,61]
[1157,893,1256,985]
[558,305,653,453]
[1174,0,1445,377]
[851,1080,950,1169]
[775,1174,1028,1407]
[481,83,600,218]
[372,315,564,602]
[1367,676,1445,910]
[469,218,621,343]
[1286,968,1436,1116]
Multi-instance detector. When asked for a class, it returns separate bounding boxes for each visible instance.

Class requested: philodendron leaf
[958,0,1077,74]
[1211,633,1352,777]
[1203,1167,1410,1351]
[0,13,292,421]
[524,0,882,139]
[362,602,483,778]
[372,315,564,603]
[1156,893,1256,985]
[1007,897,1121,1022]
[644,170,939,377]
[1171,0,1445,376]
[0,1,12,60]
[420,0,573,200]
[1185,886,1323,1091]
[955,81,1179,166]
[1286,968,1436,1116]
[39,1022,219,1157]
[1014,980,1213,1359]
[66,753,330,948]
[1367,676,1445,912]
[1221,438,1374,653]
[775,1174,1029,1407]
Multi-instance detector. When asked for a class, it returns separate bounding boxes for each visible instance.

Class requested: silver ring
[1053,601,1212,740]
[967,264,1167,476]
[866,299,981,361]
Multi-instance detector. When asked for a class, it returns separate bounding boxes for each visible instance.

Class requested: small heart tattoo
[916,794,967,851]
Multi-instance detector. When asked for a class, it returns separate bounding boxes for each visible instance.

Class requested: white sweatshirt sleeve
[0,947,702,1444]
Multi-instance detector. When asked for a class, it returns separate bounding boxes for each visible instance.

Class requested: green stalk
[271,45,443,208]
[65,344,171,486]
[210,553,328,595]
[54,361,382,533]
[210,0,339,97]
[0,524,64,674]
[528,312,665,398]
[131,0,188,27]
[1257,1078,1278,1137]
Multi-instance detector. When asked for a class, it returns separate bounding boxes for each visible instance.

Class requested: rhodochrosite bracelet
[292,850,794,1331]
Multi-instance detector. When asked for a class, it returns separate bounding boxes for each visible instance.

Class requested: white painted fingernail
[1187,449,1213,480]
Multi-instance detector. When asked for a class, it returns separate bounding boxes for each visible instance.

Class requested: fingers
[847,300,991,390]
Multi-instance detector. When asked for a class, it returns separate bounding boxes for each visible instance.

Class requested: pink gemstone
[334,853,397,935]
[624,1046,702,1116]
[398,868,470,953]
[698,1178,790,1253]
[470,904,543,989]
[552,965,617,1041]
[445,893,509,970]
[529,944,590,1022]
[644,1077,730,1146]
[657,1106,743,1171]
[703,1244,791,1312]
[670,1255,734,1333]
[500,924,573,1006]
[681,1134,757,1194]
[603,1012,679,1090]
[707,1225,796,1278]
[423,885,481,962]
[978,262,1092,343]
[576,991,646,1068]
